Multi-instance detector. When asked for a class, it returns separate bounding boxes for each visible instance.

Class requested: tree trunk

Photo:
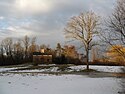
[1,54,5,65]
[86,49,89,70]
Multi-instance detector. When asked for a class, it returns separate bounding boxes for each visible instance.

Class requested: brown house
[33,49,52,64]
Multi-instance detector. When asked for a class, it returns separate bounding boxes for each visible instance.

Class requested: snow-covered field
[0,74,123,94]
[0,65,125,94]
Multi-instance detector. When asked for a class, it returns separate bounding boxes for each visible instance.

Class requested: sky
[0,0,116,47]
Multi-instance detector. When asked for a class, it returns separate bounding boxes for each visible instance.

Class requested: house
[33,49,52,64]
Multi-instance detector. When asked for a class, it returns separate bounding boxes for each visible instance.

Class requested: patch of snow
[69,66,86,71]
[0,67,28,72]
[69,65,125,73]
[38,64,56,66]
[10,67,60,73]
[90,66,125,73]
[0,68,16,72]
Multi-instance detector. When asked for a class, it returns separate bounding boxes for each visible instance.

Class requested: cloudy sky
[0,0,116,47]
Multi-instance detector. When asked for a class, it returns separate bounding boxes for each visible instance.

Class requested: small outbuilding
[33,49,52,64]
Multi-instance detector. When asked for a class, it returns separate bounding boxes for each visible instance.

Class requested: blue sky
[0,0,116,47]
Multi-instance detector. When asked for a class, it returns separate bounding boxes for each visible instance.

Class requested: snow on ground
[2,65,124,73]
[12,67,60,73]
[0,67,28,72]
[69,65,125,73]
[0,74,122,94]
[0,65,124,73]
[90,66,125,73]
[0,68,17,72]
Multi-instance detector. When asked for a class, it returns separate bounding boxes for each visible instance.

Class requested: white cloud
[4,25,36,38]
[15,0,52,14]
[0,16,4,20]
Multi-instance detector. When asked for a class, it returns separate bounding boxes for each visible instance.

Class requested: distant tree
[63,45,79,64]
[0,43,4,56]
[22,35,30,61]
[1,37,15,64]
[64,11,100,70]
[106,45,125,65]
[13,39,24,63]
[1,38,13,56]
[0,44,5,65]
[63,45,78,59]
[0,36,39,65]
[56,43,62,57]
[40,44,47,50]
[28,37,39,62]
[54,43,67,64]
[29,37,37,53]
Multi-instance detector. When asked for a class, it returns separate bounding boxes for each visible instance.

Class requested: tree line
[0,36,39,65]
[0,36,80,66]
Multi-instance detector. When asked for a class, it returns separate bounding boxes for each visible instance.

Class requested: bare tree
[101,0,125,61]
[29,37,37,53]
[0,44,4,56]
[1,37,15,64]
[1,38,13,56]
[107,0,125,44]
[56,43,62,57]
[22,35,30,61]
[64,11,100,70]
[13,39,24,63]
[0,43,5,64]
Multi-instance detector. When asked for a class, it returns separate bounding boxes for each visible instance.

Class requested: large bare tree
[107,0,125,44]
[101,0,125,61]
[64,11,100,70]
